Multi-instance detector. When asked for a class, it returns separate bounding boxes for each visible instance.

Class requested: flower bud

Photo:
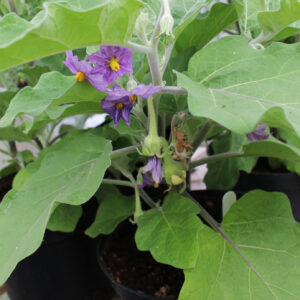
[142,135,162,156]
[160,13,174,37]
[127,75,137,92]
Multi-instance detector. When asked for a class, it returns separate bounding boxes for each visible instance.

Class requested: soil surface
[100,222,184,299]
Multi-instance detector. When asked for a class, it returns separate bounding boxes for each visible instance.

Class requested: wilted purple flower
[246,123,269,142]
[88,46,132,86]
[63,51,106,92]
[101,84,162,127]
[142,155,163,186]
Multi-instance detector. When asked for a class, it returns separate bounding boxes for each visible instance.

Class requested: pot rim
[96,235,167,300]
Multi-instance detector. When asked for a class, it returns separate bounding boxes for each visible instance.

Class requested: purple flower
[63,51,106,92]
[246,123,269,142]
[142,156,163,185]
[101,84,162,127]
[88,46,132,86]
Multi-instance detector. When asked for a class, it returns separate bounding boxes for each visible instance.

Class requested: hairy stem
[189,152,246,169]
[134,186,143,221]
[102,178,135,188]
[158,86,187,95]
[147,96,158,137]
[125,42,152,54]
[110,145,139,159]
[138,188,156,208]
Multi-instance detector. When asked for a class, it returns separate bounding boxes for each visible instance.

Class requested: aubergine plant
[1,0,300,299]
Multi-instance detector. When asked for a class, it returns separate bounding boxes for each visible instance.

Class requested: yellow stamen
[153,183,159,188]
[129,94,137,102]
[109,57,120,72]
[115,102,124,110]
[75,71,85,82]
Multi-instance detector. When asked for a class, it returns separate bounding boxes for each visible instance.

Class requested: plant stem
[33,137,44,150]
[125,42,152,54]
[134,186,143,221]
[0,148,10,156]
[110,145,139,159]
[102,178,135,188]
[189,152,245,169]
[138,188,156,208]
[158,86,187,95]
[147,96,158,137]
[147,5,164,86]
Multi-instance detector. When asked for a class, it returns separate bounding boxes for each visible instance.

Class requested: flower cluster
[64,46,162,127]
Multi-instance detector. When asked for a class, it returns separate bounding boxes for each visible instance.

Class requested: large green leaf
[177,36,300,136]
[172,0,211,37]
[0,131,112,284]
[85,189,135,238]
[258,0,300,41]
[180,190,300,300]
[135,192,204,269]
[0,0,143,71]
[174,3,238,53]
[0,126,31,142]
[0,71,105,127]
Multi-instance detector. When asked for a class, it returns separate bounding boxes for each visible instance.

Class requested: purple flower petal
[246,123,269,142]
[88,46,132,86]
[133,84,163,99]
[142,156,163,184]
[100,94,133,127]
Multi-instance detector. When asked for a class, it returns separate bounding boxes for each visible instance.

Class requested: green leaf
[111,116,146,138]
[258,0,300,41]
[176,36,300,136]
[174,3,238,53]
[85,190,135,238]
[18,64,50,86]
[47,204,82,233]
[0,71,105,127]
[0,131,112,284]
[180,190,300,300]
[0,126,30,142]
[234,0,270,37]
[0,91,15,117]
[135,192,204,269]
[0,0,143,71]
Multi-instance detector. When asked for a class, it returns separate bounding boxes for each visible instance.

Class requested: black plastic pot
[234,171,300,221]
[5,229,113,300]
[97,235,165,300]
[0,177,114,300]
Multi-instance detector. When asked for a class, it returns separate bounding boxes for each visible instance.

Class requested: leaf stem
[189,152,245,169]
[110,145,139,159]
[147,95,158,137]
[134,186,143,221]
[158,86,187,95]
[125,41,152,54]
[102,178,135,188]
[138,188,156,208]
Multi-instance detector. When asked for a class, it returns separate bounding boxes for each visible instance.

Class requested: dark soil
[100,222,184,299]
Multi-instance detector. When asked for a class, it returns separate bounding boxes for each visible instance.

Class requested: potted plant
[0,0,300,299]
